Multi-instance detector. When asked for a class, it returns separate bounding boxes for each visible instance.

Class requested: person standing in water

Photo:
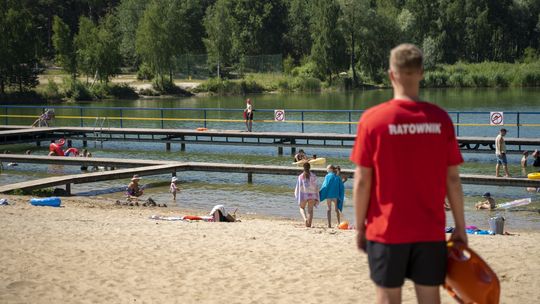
[495,128,510,177]
[294,162,319,227]
[170,176,179,201]
[243,98,254,132]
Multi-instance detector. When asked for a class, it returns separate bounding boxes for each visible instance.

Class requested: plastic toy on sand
[444,241,500,304]
[30,197,61,207]
[338,221,349,230]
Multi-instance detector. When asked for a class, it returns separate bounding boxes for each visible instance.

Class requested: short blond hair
[390,44,423,71]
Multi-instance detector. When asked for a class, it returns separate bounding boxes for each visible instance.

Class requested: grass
[423,61,540,88]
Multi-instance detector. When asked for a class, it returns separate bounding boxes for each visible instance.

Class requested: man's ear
[388,69,395,83]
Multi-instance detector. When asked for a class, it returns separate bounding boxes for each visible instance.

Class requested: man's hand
[449,227,468,246]
[356,228,367,253]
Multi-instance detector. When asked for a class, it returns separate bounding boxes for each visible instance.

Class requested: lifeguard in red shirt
[350,44,467,304]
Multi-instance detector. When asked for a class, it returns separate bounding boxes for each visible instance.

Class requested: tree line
[1,0,539,94]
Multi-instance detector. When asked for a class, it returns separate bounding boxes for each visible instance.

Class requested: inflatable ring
[528,172,540,180]
[196,127,208,131]
[57,138,66,146]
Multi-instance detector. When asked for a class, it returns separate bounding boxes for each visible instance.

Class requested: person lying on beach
[209,205,239,222]
[475,192,496,210]
[294,149,308,162]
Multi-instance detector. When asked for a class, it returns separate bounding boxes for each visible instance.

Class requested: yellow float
[528,172,540,180]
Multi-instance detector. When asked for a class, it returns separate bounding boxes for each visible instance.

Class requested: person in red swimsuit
[351,44,467,304]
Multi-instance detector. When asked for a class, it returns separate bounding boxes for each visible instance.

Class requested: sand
[0,195,539,304]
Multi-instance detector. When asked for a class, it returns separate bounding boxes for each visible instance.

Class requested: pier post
[36,141,41,147]
[278,146,283,155]
[181,143,185,151]
[65,183,71,195]
[166,142,171,151]
[247,173,253,184]
[290,139,296,155]
[67,140,72,148]
[82,135,87,147]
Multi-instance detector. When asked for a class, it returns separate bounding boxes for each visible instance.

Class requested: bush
[513,71,540,87]
[62,77,93,101]
[488,73,509,87]
[108,83,139,99]
[469,74,489,87]
[423,71,449,87]
[283,55,295,75]
[291,61,317,78]
[152,78,192,96]
[137,63,154,81]
[42,79,63,100]
[448,73,466,87]
[195,77,266,95]
[292,76,321,92]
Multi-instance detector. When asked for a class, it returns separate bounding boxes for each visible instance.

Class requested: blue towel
[319,173,345,211]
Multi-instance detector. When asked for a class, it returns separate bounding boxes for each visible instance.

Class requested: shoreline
[1,194,539,303]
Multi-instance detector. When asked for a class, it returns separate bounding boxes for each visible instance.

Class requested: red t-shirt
[350,99,463,244]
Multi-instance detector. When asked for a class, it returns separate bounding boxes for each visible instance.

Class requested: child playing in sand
[126,175,143,203]
[170,176,179,200]
[209,205,238,222]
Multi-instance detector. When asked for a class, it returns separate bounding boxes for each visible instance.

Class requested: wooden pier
[0,155,538,194]
[0,125,538,154]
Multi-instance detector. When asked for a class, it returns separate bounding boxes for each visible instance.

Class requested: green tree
[204,0,234,78]
[339,0,369,85]
[310,0,347,83]
[0,2,41,93]
[228,0,287,74]
[75,14,121,83]
[52,15,77,78]
[284,0,312,62]
[116,0,148,67]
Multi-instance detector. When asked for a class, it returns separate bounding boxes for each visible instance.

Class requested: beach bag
[444,241,500,304]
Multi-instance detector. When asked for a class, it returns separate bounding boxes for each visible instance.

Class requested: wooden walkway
[0,126,538,154]
[0,155,538,194]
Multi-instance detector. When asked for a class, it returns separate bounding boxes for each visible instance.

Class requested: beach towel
[149,215,213,222]
[294,172,319,205]
[319,172,345,211]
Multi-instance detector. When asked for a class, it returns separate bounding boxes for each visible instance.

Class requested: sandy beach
[0,195,539,304]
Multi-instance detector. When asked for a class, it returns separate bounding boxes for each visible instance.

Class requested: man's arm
[446,165,468,245]
[353,165,373,252]
[496,136,502,153]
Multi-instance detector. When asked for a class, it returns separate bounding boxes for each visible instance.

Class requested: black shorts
[367,241,447,288]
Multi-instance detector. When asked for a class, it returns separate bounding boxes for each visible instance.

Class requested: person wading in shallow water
[243,98,254,132]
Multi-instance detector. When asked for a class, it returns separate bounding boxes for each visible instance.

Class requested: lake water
[1,88,539,231]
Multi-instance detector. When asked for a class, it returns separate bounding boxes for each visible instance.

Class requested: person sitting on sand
[475,192,496,210]
[126,175,143,201]
[209,205,238,222]
[294,149,308,162]
[170,176,179,200]
[295,162,319,227]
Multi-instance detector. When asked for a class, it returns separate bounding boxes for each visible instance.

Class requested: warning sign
[490,112,504,126]
[274,109,285,122]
